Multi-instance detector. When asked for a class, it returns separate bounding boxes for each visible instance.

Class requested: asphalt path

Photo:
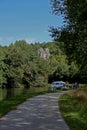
[0,92,70,130]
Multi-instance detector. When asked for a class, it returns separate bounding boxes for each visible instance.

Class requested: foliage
[0,47,7,87]
[0,40,79,88]
[50,0,87,82]
[59,89,87,130]
[69,62,79,78]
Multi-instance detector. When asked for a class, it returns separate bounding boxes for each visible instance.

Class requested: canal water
[0,87,25,101]
[0,86,47,101]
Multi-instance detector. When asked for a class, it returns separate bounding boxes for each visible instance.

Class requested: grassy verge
[59,89,87,130]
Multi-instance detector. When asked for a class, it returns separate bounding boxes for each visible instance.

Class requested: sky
[0,0,63,46]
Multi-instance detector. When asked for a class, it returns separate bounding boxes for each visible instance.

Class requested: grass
[59,89,87,130]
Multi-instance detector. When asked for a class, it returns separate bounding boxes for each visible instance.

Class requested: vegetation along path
[0,92,70,130]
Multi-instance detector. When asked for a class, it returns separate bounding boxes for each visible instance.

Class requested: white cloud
[0,36,15,46]
[0,36,36,46]
[23,37,36,44]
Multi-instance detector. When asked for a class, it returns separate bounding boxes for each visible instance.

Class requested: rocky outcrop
[38,48,50,59]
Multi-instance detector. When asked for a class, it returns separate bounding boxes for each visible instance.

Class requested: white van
[50,81,65,90]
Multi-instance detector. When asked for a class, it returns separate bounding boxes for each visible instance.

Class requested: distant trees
[0,40,79,88]
[3,44,24,88]
[0,47,6,87]
[43,42,78,82]
[0,41,50,88]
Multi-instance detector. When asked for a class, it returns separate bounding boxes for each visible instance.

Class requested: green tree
[69,62,79,79]
[0,47,6,87]
[4,45,24,88]
[50,0,87,82]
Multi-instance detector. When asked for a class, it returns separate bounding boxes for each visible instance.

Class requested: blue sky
[0,0,63,46]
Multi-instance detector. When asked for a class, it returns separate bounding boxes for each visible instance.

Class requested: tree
[50,0,87,82]
[0,47,6,87]
[4,45,24,88]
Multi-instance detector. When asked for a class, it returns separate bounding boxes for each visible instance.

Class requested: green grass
[59,89,87,130]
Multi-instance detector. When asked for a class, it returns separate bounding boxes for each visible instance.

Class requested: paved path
[0,92,70,130]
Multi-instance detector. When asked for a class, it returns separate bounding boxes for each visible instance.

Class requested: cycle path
[0,92,70,130]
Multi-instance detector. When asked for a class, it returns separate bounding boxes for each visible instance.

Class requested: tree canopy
[50,0,87,82]
[0,40,79,88]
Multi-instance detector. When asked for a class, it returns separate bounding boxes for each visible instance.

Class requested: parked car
[50,81,66,90]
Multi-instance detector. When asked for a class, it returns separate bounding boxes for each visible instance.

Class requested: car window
[56,83,59,85]
[52,82,65,85]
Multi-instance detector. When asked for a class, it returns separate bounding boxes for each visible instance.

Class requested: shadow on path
[0,92,70,130]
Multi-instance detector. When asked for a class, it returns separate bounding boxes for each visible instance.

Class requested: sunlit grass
[59,89,87,130]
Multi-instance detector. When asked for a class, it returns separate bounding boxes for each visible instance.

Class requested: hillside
[0,40,78,88]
